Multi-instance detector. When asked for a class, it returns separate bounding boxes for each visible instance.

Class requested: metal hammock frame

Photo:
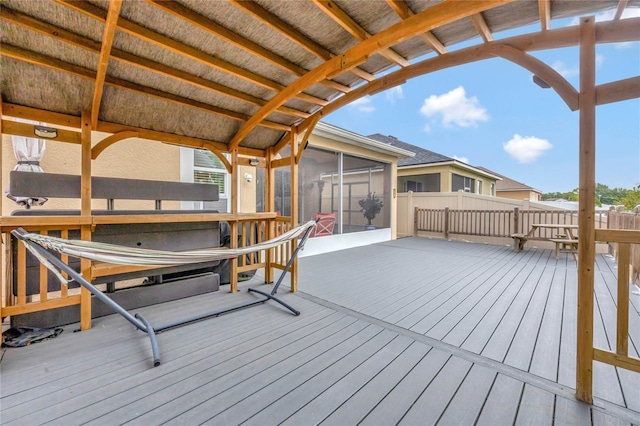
[11,220,316,367]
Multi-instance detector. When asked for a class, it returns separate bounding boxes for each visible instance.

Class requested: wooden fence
[414,207,610,239]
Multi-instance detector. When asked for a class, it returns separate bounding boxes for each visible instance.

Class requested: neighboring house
[476,167,542,202]
[367,134,500,196]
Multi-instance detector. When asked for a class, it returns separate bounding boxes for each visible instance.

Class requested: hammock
[11,220,317,367]
[19,220,316,285]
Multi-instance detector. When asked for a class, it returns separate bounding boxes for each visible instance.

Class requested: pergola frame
[1,0,639,405]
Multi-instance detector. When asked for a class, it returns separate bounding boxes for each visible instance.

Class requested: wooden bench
[511,233,528,251]
[549,238,579,260]
[7,170,224,327]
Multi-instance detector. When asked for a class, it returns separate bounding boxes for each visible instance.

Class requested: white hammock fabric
[22,220,316,272]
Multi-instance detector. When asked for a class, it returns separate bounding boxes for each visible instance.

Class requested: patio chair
[311,212,336,237]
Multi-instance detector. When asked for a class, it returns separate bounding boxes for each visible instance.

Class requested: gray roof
[476,166,541,193]
[366,134,452,167]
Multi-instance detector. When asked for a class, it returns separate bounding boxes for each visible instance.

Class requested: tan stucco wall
[2,132,181,216]
[398,164,497,195]
[497,190,541,202]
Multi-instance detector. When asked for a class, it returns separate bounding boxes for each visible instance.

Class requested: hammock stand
[10,221,316,367]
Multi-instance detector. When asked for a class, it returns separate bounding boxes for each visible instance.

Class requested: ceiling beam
[229,0,513,149]
[614,0,629,20]
[0,7,310,121]
[538,0,551,31]
[386,0,447,55]
[228,0,375,82]
[471,13,493,42]
[313,0,410,68]
[91,0,122,129]
[0,44,290,132]
[146,0,351,93]
[54,0,328,107]
[2,103,266,158]
[297,17,640,131]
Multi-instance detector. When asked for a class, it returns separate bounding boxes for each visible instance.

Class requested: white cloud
[423,123,431,133]
[385,86,404,103]
[596,54,605,68]
[419,86,489,128]
[453,155,469,164]
[551,60,578,78]
[349,97,375,113]
[503,134,553,163]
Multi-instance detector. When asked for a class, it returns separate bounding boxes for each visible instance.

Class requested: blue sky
[323,11,640,194]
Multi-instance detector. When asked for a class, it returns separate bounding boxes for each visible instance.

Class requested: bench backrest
[9,170,219,202]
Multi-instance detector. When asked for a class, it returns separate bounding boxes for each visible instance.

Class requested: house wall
[398,164,496,195]
[497,190,541,202]
[2,132,181,216]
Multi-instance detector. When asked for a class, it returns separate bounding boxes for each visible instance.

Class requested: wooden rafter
[54,0,328,107]
[471,13,493,42]
[0,7,309,120]
[0,44,290,132]
[91,0,121,129]
[2,103,265,158]
[313,0,410,68]
[228,0,375,82]
[146,0,351,93]
[614,0,629,20]
[296,17,640,130]
[538,0,551,31]
[229,0,514,149]
[385,0,447,55]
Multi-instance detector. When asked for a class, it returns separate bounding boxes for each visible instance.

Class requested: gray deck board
[475,374,523,426]
[2,237,638,425]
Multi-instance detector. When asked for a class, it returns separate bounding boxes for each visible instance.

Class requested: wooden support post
[265,147,275,284]
[289,127,299,292]
[513,207,520,234]
[444,207,450,239]
[576,16,596,405]
[80,110,93,330]
[229,149,239,293]
[616,243,630,357]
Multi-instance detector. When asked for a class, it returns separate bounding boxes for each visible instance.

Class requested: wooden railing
[415,207,610,240]
[592,229,640,376]
[1,212,278,328]
[607,209,640,285]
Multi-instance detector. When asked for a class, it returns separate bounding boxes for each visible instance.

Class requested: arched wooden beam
[488,44,579,111]
[91,131,138,159]
[228,0,514,150]
[296,18,640,130]
[203,143,232,174]
[296,113,322,165]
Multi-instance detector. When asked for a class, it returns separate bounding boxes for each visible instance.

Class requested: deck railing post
[514,207,520,234]
[444,207,449,239]
[413,207,418,236]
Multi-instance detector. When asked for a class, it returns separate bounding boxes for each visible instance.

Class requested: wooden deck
[1,237,639,425]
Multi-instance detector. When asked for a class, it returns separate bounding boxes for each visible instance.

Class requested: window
[452,174,475,193]
[194,150,226,195]
[404,180,423,192]
[477,180,482,194]
[490,183,495,196]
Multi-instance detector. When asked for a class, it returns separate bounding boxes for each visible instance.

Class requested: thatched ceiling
[0,0,637,154]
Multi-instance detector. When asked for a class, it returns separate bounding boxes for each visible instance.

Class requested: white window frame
[180,147,230,211]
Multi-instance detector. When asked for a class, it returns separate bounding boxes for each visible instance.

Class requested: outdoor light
[249,158,259,166]
[34,126,57,138]
[532,75,551,89]
[244,172,253,182]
